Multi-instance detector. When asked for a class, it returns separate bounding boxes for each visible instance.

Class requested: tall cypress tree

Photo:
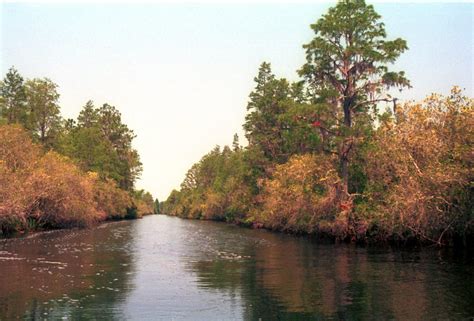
[299,0,410,196]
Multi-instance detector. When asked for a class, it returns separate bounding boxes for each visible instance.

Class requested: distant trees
[133,190,155,216]
[164,145,253,223]
[154,198,160,214]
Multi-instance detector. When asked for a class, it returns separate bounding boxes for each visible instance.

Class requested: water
[0,215,472,320]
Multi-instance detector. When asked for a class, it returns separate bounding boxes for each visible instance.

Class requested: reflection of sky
[120,216,474,320]
[1,3,472,200]
[121,216,245,320]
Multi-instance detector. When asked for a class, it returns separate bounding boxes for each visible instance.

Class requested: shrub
[363,88,473,245]
[92,175,132,219]
[257,154,343,235]
[0,125,41,232]
[25,152,103,228]
[0,125,141,234]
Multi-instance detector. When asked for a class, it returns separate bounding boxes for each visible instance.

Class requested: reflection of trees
[0,221,135,320]
[189,231,474,320]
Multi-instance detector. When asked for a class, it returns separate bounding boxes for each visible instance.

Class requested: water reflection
[0,221,136,320]
[1,215,473,320]
[184,220,473,320]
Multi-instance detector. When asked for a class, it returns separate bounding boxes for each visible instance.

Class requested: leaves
[363,89,473,244]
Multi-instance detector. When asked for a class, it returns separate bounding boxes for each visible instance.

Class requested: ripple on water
[1,215,473,321]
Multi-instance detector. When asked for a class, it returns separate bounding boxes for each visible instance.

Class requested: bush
[133,190,155,217]
[25,152,103,228]
[0,125,147,234]
[257,154,343,235]
[362,88,473,245]
[0,125,41,232]
[92,175,132,219]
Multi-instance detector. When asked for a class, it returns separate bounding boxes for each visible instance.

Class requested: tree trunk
[340,154,349,195]
[340,99,352,197]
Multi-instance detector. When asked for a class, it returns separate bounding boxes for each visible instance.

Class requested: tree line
[0,68,157,234]
[162,0,473,246]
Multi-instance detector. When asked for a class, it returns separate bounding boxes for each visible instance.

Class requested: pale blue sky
[1,2,472,200]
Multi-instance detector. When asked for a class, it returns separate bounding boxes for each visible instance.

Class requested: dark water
[0,215,472,320]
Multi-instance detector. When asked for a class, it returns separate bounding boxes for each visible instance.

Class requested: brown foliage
[92,175,132,219]
[0,125,41,229]
[258,154,343,235]
[0,125,141,234]
[25,152,102,227]
[363,88,473,244]
[253,89,473,245]
[135,192,155,217]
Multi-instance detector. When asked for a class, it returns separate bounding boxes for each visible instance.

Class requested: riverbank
[162,89,473,248]
[0,213,156,239]
[1,67,158,237]
[162,213,474,249]
[160,0,472,250]
[0,125,155,236]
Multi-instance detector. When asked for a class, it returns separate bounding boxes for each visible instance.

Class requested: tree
[154,198,160,214]
[77,100,99,128]
[0,125,105,232]
[61,102,142,190]
[232,133,240,151]
[243,62,291,163]
[67,126,122,180]
[25,78,62,146]
[96,103,142,190]
[299,0,410,196]
[133,190,154,216]
[0,67,27,125]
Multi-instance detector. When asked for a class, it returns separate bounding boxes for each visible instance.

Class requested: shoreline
[161,214,474,250]
[0,214,155,239]
[3,212,473,250]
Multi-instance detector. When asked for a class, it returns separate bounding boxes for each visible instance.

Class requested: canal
[0,215,472,320]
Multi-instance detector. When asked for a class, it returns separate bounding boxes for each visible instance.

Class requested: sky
[1,2,472,201]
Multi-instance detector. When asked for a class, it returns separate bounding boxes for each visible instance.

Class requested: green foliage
[300,0,410,95]
[25,78,62,147]
[0,67,27,125]
[154,198,160,214]
[133,189,155,216]
[278,102,324,155]
[164,143,254,223]
[243,62,292,163]
[58,101,142,191]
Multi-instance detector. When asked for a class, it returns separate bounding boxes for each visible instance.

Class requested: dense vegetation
[163,0,473,246]
[0,69,156,235]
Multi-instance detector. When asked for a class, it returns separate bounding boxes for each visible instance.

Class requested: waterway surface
[0,215,472,320]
